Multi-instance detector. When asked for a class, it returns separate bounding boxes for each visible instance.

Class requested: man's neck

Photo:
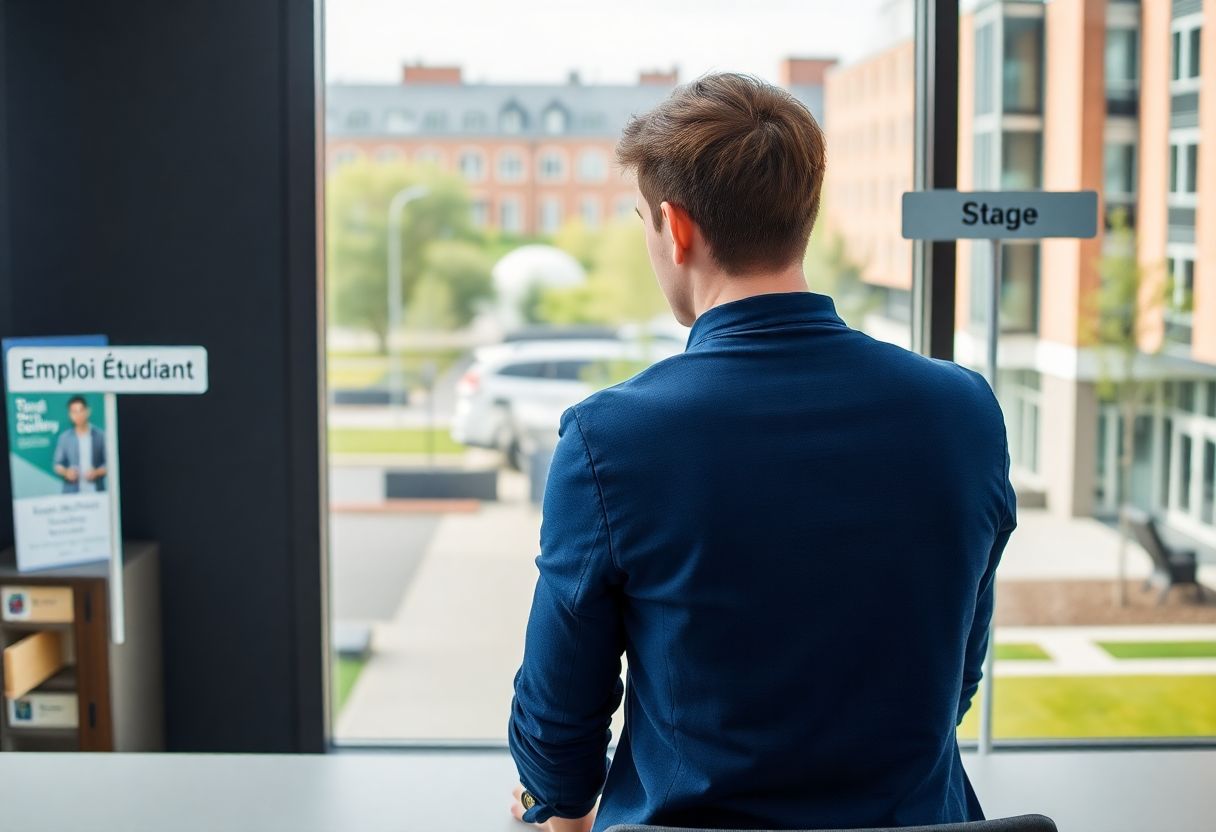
[692,265,809,319]
[75,424,90,435]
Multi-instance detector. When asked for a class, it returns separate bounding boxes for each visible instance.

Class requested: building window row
[538,151,566,182]
[832,51,913,103]
[832,119,913,157]
[330,145,611,185]
[466,194,634,235]
[1002,16,1045,115]
[1105,26,1139,112]
[969,241,1039,335]
[1096,383,1216,532]
[1169,142,1200,195]
[999,369,1042,478]
[1172,23,1203,84]
[1104,141,1137,199]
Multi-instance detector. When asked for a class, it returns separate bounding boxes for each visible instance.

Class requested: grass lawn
[327,349,464,390]
[1098,641,1216,660]
[334,656,366,715]
[329,427,466,456]
[995,642,1051,661]
[957,675,1216,739]
[328,363,387,389]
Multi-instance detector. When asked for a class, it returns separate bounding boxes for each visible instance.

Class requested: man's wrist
[519,789,597,826]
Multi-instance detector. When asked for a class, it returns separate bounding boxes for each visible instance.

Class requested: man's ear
[660,201,694,266]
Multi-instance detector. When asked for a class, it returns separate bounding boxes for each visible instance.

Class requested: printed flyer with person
[2,335,114,571]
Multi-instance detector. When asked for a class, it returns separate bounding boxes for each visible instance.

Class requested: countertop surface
[0,747,1212,831]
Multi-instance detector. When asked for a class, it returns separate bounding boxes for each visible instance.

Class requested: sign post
[902,190,1098,753]
[5,345,209,644]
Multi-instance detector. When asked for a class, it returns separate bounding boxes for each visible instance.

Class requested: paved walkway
[336,474,541,741]
[997,510,1216,582]
[994,625,1216,676]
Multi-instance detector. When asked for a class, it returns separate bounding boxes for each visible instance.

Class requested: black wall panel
[0,0,326,751]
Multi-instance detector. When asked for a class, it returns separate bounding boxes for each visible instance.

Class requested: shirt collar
[685,291,845,351]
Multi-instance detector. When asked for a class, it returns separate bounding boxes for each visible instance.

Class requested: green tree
[416,239,495,328]
[326,160,473,349]
[1086,209,1166,606]
[539,218,667,325]
[552,218,599,269]
[405,276,457,332]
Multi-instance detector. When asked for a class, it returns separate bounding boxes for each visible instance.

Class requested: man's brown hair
[616,72,826,275]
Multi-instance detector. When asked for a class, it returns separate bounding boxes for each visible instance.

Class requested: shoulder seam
[569,406,621,574]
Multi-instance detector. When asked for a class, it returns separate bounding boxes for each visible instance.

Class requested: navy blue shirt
[510,291,1015,830]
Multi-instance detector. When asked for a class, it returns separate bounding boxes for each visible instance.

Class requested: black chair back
[1124,507,1170,572]
[605,814,1058,832]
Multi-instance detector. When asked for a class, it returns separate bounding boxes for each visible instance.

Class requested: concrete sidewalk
[336,475,541,741]
[994,624,1216,676]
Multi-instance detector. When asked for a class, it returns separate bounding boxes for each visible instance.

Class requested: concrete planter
[330,387,408,407]
[384,468,498,501]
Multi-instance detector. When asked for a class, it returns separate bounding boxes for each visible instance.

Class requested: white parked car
[451,337,683,468]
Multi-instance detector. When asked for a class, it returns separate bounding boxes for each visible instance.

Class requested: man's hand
[509,786,595,832]
[63,467,79,483]
[86,468,105,481]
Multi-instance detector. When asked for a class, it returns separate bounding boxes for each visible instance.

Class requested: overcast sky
[325,0,897,85]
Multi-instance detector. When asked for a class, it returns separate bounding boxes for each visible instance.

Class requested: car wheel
[493,408,522,471]
[505,437,524,472]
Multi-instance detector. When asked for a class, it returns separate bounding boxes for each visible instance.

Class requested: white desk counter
[0,748,1211,831]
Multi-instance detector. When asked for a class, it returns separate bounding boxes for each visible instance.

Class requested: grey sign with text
[901,190,1099,241]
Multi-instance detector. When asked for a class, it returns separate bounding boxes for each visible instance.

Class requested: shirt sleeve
[508,407,626,824]
[53,433,69,469]
[957,425,1018,725]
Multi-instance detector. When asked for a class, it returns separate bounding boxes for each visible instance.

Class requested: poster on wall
[2,335,114,571]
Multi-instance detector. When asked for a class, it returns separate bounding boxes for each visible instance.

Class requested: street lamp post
[386,185,429,411]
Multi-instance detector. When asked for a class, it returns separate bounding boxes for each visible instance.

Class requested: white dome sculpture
[491,244,587,329]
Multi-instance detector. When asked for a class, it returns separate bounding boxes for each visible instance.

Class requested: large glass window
[1000,243,1039,333]
[975,22,996,116]
[969,241,1038,334]
[457,149,485,182]
[537,150,566,182]
[324,0,916,744]
[1106,28,1138,85]
[1104,141,1136,197]
[496,149,525,182]
[577,149,608,182]
[1106,22,1139,115]
[499,196,522,233]
[1203,441,1215,526]
[321,0,1215,752]
[1003,16,1044,114]
[957,2,1216,748]
[538,196,562,234]
[1190,27,1203,79]
[1001,132,1042,189]
[1173,22,1204,84]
